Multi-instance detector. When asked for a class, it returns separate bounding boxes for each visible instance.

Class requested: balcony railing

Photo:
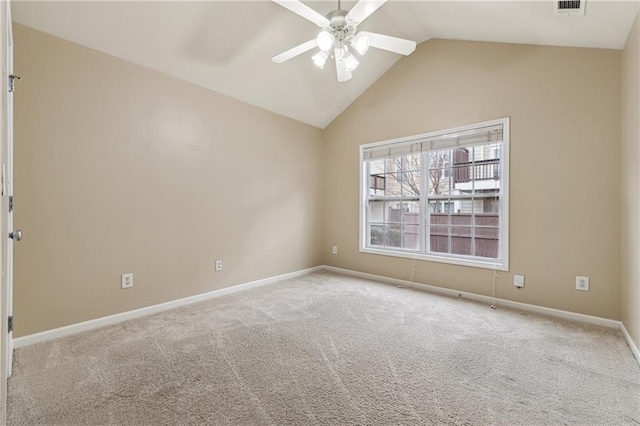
[453,158,500,183]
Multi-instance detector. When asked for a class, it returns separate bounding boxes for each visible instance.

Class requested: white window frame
[359,118,510,271]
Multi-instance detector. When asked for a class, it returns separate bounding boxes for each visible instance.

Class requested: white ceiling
[12,0,640,128]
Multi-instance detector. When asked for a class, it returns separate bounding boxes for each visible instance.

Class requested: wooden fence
[372,212,499,259]
[429,213,498,258]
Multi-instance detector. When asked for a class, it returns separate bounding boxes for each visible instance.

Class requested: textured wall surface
[323,39,622,320]
[13,24,324,336]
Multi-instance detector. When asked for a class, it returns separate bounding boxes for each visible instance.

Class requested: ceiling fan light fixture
[351,34,369,55]
[272,0,417,82]
[317,30,334,52]
[342,50,359,72]
[312,50,329,69]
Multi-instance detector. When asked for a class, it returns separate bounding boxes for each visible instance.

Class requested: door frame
[0,0,13,422]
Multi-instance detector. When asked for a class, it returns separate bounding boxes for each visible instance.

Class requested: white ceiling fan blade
[346,0,387,25]
[359,31,416,56]
[335,48,352,82]
[272,0,330,27]
[272,39,318,63]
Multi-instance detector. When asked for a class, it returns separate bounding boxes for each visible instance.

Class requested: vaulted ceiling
[12,1,640,128]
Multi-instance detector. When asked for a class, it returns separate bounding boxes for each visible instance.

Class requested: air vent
[555,0,586,16]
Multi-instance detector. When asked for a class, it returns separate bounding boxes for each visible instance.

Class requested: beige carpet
[8,271,640,425]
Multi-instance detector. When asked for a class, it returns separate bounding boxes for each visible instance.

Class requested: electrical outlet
[332,246,338,255]
[215,260,222,272]
[514,274,525,288]
[576,276,589,291]
[121,273,133,289]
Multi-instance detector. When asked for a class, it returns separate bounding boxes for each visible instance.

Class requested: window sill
[359,247,509,271]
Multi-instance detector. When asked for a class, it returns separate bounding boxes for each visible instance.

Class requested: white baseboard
[13,264,628,353]
[620,322,640,364]
[13,266,324,349]
[322,266,621,329]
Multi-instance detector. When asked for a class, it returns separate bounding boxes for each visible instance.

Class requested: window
[360,118,509,270]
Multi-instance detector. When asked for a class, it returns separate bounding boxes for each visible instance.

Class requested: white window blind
[363,124,503,160]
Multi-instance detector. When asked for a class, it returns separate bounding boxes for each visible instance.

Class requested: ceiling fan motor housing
[326,10,357,44]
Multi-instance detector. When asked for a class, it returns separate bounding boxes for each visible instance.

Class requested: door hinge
[8,196,13,212]
[8,316,13,333]
[8,75,20,93]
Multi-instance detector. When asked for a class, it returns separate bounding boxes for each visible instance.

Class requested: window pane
[451,233,472,256]
[451,213,471,227]
[474,212,499,227]
[386,154,421,173]
[482,198,499,213]
[402,202,420,224]
[475,234,499,258]
[369,174,386,196]
[429,204,448,254]
[451,225,472,237]
[387,225,403,247]
[402,225,420,250]
[457,199,480,214]
[471,161,499,191]
[475,226,499,239]
[369,200,385,223]
[429,225,449,254]
[401,171,420,197]
[475,212,499,258]
[384,201,420,223]
[369,223,420,251]
[369,159,385,175]
[427,150,451,196]
[450,224,472,256]
[385,155,421,197]
[452,148,470,182]
[383,173,402,197]
[451,144,501,196]
[385,157,398,173]
[368,159,386,196]
[386,202,403,223]
[428,168,450,196]
[370,223,386,247]
[404,154,421,172]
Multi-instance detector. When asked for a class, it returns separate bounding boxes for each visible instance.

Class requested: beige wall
[323,39,622,320]
[12,24,324,337]
[622,11,640,349]
[13,24,630,336]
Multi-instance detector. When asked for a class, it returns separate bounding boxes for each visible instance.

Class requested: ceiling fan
[272,0,417,82]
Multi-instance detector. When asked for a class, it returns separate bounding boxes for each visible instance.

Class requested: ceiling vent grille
[556,0,586,16]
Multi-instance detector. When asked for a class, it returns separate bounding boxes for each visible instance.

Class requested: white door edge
[0,0,14,422]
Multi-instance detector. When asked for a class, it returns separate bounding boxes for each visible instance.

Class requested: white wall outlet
[576,276,589,291]
[514,274,525,288]
[121,273,133,289]
[215,260,222,272]
[332,246,338,255]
